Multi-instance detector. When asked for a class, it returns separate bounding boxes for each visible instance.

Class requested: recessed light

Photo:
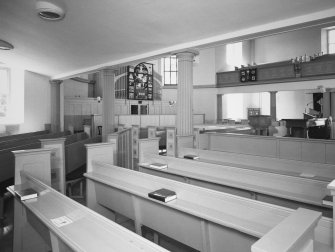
[36,1,65,21]
[0,40,14,50]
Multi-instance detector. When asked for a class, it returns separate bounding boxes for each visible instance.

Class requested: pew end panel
[12,148,52,186]
[40,138,66,194]
[85,142,115,173]
[251,208,321,252]
[138,138,159,164]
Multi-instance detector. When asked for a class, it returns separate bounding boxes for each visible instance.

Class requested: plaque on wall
[127,62,153,100]
[240,68,257,82]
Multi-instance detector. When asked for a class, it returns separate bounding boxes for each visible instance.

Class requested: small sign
[51,216,73,228]
[240,68,257,82]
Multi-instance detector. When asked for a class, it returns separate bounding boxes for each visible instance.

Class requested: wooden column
[100,68,116,141]
[176,51,197,136]
[50,80,62,133]
[217,94,223,123]
[269,91,277,121]
[323,91,331,118]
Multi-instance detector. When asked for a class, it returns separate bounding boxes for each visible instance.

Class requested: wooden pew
[0,130,49,143]
[84,161,332,252]
[8,160,167,252]
[138,152,332,217]
[177,147,335,181]
[197,132,335,165]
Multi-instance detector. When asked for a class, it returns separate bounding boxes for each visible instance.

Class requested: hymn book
[149,163,168,170]
[183,154,199,160]
[148,188,176,203]
[322,195,333,207]
[15,187,38,201]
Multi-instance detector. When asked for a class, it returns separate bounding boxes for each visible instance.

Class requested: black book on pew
[183,154,199,160]
[322,195,333,207]
[148,188,177,203]
[149,163,168,170]
[15,187,38,201]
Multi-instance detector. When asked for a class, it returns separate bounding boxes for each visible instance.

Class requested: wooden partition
[84,162,332,252]
[199,133,335,164]
[116,114,205,128]
[107,127,132,169]
[9,170,168,252]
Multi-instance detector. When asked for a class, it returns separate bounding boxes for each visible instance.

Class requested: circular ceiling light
[36,1,65,21]
[0,40,14,50]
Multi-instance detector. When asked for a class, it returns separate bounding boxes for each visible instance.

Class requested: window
[162,56,178,85]
[226,42,242,67]
[328,29,335,54]
[0,67,10,118]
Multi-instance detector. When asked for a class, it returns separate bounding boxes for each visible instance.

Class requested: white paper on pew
[299,172,316,178]
[51,216,73,228]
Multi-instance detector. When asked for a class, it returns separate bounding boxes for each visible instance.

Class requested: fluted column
[50,80,63,133]
[100,68,116,141]
[269,91,277,121]
[176,51,197,136]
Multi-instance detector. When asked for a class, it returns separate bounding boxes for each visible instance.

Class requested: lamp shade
[0,40,14,50]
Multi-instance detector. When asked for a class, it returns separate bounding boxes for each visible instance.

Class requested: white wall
[222,92,270,120]
[277,91,312,120]
[254,26,321,64]
[64,79,88,98]
[19,71,51,133]
[194,48,216,86]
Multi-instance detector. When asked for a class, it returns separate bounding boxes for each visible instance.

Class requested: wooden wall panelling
[325,143,335,164]
[278,140,302,161]
[301,142,326,163]
[166,127,177,157]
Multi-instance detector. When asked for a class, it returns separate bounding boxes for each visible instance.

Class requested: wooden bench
[139,152,332,217]
[84,161,332,252]
[177,147,335,182]
[8,170,168,252]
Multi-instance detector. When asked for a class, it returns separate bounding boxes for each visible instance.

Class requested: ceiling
[0,0,335,79]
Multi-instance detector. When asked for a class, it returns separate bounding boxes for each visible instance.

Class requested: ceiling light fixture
[0,40,14,50]
[36,1,65,21]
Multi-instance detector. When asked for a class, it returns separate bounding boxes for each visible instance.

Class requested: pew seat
[9,171,168,252]
[84,161,332,252]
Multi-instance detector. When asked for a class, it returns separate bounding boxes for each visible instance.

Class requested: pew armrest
[251,208,321,252]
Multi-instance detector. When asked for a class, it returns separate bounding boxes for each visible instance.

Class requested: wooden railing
[107,128,132,169]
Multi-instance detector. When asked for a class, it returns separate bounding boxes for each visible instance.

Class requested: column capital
[49,79,63,85]
[175,50,199,62]
[99,67,118,75]
[269,91,278,94]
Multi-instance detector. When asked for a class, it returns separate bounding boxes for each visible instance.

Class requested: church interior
[1,0,335,251]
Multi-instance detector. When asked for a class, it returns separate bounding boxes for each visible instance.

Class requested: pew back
[85,161,332,252]
[178,147,335,181]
